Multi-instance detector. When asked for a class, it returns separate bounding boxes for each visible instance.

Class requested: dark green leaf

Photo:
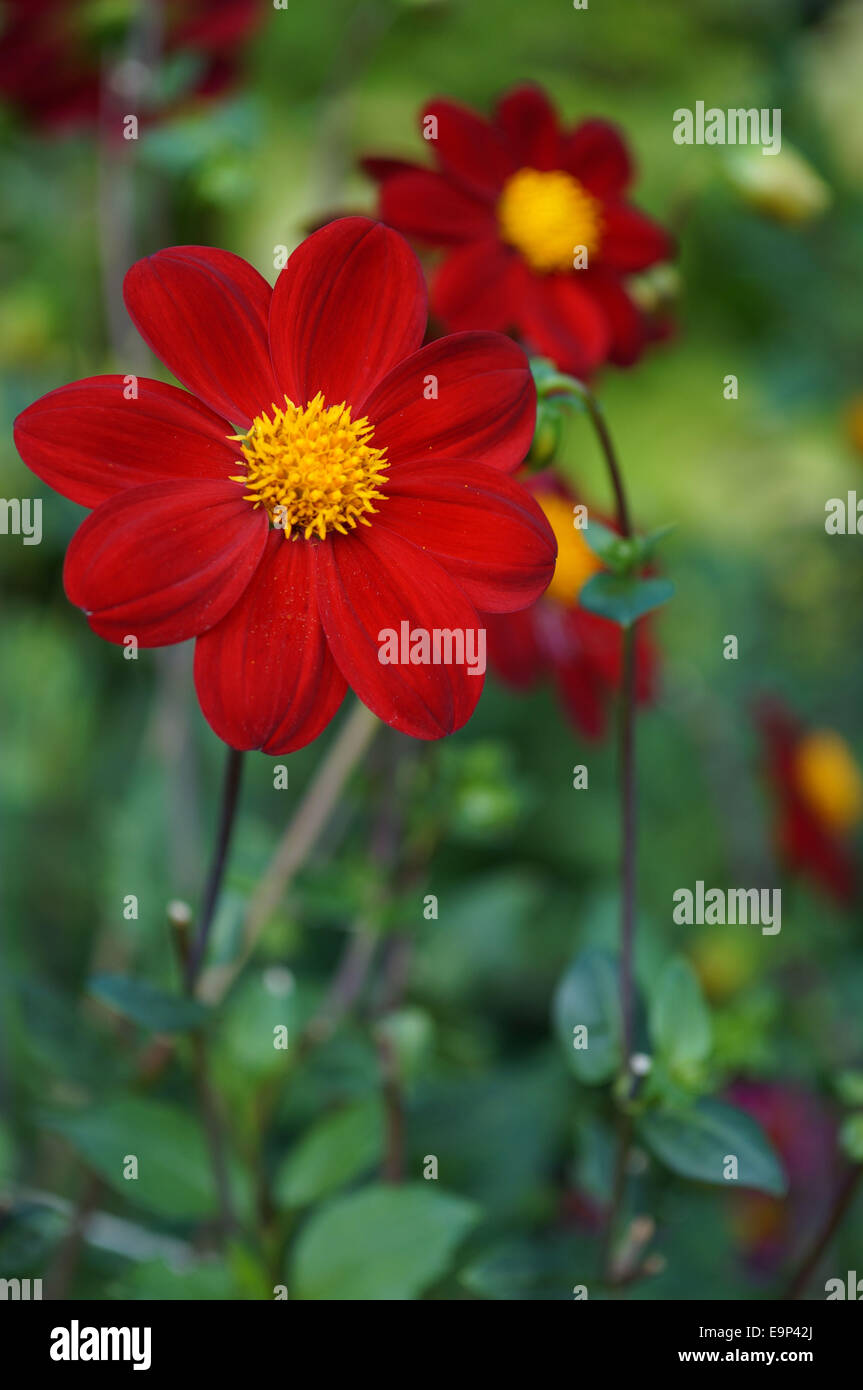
[579,573,675,626]
[552,948,622,1084]
[649,957,712,1075]
[291,1184,478,1300]
[638,1098,787,1195]
[89,974,209,1033]
[46,1098,220,1218]
[274,1100,383,1209]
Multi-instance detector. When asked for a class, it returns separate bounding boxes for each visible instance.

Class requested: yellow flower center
[536,492,603,604]
[794,730,863,834]
[498,168,602,274]
[232,393,388,541]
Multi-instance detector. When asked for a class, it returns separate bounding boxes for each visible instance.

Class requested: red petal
[315,526,485,739]
[14,376,237,509]
[431,240,523,332]
[554,653,608,739]
[600,203,672,272]
[64,480,266,647]
[269,218,426,410]
[485,608,547,688]
[194,532,346,754]
[378,459,555,612]
[362,331,535,474]
[563,119,634,198]
[586,273,647,366]
[422,96,515,198]
[362,155,421,181]
[123,246,279,429]
[378,169,496,246]
[494,85,561,170]
[517,271,611,377]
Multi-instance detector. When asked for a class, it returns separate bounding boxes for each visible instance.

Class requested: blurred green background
[1,0,862,1300]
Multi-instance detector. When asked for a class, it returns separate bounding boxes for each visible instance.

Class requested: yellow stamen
[232,393,388,541]
[498,167,602,274]
[794,730,863,834]
[535,492,603,605]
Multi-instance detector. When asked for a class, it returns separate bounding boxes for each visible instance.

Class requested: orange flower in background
[485,474,657,738]
[757,700,863,905]
[364,84,674,378]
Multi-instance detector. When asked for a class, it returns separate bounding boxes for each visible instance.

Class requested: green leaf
[0,1121,13,1186]
[839,1113,863,1164]
[649,957,712,1076]
[638,524,676,561]
[460,1235,596,1301]
[291,1184,478,1300]
[579,573,675,626]
[529,358,586,404]
[118,1258,240,1300]
[89,974,209,1033]
[46,1098,220,1219]
[638,1098,787,1196]
[836,1069,863,1108]
[583,520,634,573]
[552,948,622,1085]
[274,1100,383,1209]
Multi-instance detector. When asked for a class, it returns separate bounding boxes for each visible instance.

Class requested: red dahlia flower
[485,475,655,738]
[364,85,673,378]
[0,0,260,130]
[726,1080,842,1274]
[756,700,862,905]
[14,218,556,750]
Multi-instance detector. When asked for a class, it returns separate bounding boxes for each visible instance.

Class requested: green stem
[562,378,639,1278]
[184,746,245,991]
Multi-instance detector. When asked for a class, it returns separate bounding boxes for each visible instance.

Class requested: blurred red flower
[0,0,261,130]
[727,1079,842,1274]
[364,85,673,378]
[756,700,862,905]
[485,474,656,738]
[14,218,555,749]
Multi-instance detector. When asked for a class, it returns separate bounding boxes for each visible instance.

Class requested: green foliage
[839,1114,863,1165]
[2,0,861,1305]
[290,1185,478,1300]
[579,573,676,627]
[553,948,622,1084]
[649,956,712,1084]
[89,975,210,1033]
[45,1099,223,1219]
[638,1099,787,1197]
[274,1100,384,1209]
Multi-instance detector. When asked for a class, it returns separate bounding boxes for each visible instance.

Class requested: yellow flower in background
[725,145,831,225]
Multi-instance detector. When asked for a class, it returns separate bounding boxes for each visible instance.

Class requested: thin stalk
[783,1167,862,1300]
[198,698,380,1004]
[619,627,638,1063]
[184,747,245,991]
[564,379,639,1279]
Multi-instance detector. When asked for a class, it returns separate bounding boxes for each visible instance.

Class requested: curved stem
[783,1166,862,1300]
[549,378,633,537]
[563,379,639,1277]
[581,391,633,538]
[184,746,245,991]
